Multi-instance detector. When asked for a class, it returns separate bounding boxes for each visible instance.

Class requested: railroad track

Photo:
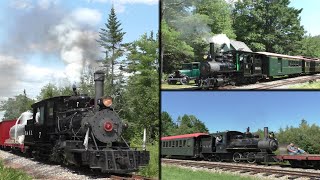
[162,158,320,179]
[110,175,155,180]
[251,75,320,90]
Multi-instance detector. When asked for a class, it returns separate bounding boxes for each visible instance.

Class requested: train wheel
[233,152,242,163]
[247,152,256,163]
[214,155,222,162]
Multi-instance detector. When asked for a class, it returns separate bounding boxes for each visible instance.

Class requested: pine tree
[98,6,126,93]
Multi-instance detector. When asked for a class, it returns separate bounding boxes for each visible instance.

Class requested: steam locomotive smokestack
[210,43,215,61]
[94,70,105,108]
[264,127,269,139]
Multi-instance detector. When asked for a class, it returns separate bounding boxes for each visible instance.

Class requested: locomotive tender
[1,70,149,174]
[161,127,278,164]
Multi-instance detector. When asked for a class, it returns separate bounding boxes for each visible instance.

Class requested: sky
[290,0,320,36]
[162,91,320,134]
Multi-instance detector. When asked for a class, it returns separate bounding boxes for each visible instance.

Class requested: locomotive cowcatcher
[23,70,149,173]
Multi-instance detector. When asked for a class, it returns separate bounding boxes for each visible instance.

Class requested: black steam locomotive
[161,127,278,163]
[198,43,265,88]
[23,71,149,173]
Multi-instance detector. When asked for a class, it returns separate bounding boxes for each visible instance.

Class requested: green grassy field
[162,165,260,180]
[289,81,320,89]
[161,80,197,89]
[0,160,32,180]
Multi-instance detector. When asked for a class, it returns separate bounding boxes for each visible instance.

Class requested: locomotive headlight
[102,97,113,107]
[104,121,113,132]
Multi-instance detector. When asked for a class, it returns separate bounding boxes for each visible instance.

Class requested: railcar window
[169,141,171,147]
[187,139,191,147]
[176,141,178,147]
[192,64,198,69]
[183,140,186,147]
[179,140,182,147]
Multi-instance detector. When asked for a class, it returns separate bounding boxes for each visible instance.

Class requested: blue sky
[290,0,320,36]
[162,91,320,133]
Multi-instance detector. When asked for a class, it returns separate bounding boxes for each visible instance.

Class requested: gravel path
[0,150,111,180]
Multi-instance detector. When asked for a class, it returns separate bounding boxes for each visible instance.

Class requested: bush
[138,141,159,178]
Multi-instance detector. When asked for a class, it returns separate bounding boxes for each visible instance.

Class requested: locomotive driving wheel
[247,152,256,163]
[214,155,222,162]
[233,152,242,163]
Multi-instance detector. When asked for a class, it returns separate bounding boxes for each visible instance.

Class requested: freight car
[0,119,23,150]
[0,71,149,174]
[276,154,320,169]
[161,127,278,164]
[197,43,320,88]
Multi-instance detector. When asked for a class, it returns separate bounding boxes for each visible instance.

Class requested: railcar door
[278,58,283,73]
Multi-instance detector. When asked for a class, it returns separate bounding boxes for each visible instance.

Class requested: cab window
[39,106,45,125]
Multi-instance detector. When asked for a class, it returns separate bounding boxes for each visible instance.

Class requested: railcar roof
[256,52,303,60]
[32,96,71,107]
[161,133,209,140]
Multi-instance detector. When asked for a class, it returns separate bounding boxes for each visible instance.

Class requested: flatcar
[276,154,320,169]
[0,70,150,174]
[161,127,278,163]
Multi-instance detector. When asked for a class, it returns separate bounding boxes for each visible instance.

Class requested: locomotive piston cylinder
[94,70,105,108]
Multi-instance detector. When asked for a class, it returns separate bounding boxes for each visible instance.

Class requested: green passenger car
[161,133,209,158]
[258,52,302,77]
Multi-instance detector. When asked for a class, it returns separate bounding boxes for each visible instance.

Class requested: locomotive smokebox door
[90,109,123,143]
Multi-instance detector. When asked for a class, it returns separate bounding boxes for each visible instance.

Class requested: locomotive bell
[94,70,105,108]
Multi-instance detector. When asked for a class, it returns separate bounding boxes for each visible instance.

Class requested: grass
[138,142,159,179]
[289,81,320,89]
[162,164,260,180]
[161,80,197,89]
[0,160,32,180]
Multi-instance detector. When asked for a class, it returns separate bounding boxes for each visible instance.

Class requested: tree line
[161,111,209,136]
[0,6,159,144]
[161,0,320,75]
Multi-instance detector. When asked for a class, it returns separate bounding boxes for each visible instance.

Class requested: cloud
[0,55,22,98]
[87,0,158,13]
[10,0,33,10]
[38,0,59,9]
[88,0,158,5]
[70,8,102,26]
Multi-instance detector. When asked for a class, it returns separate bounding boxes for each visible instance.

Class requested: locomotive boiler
[23,70,149,173]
